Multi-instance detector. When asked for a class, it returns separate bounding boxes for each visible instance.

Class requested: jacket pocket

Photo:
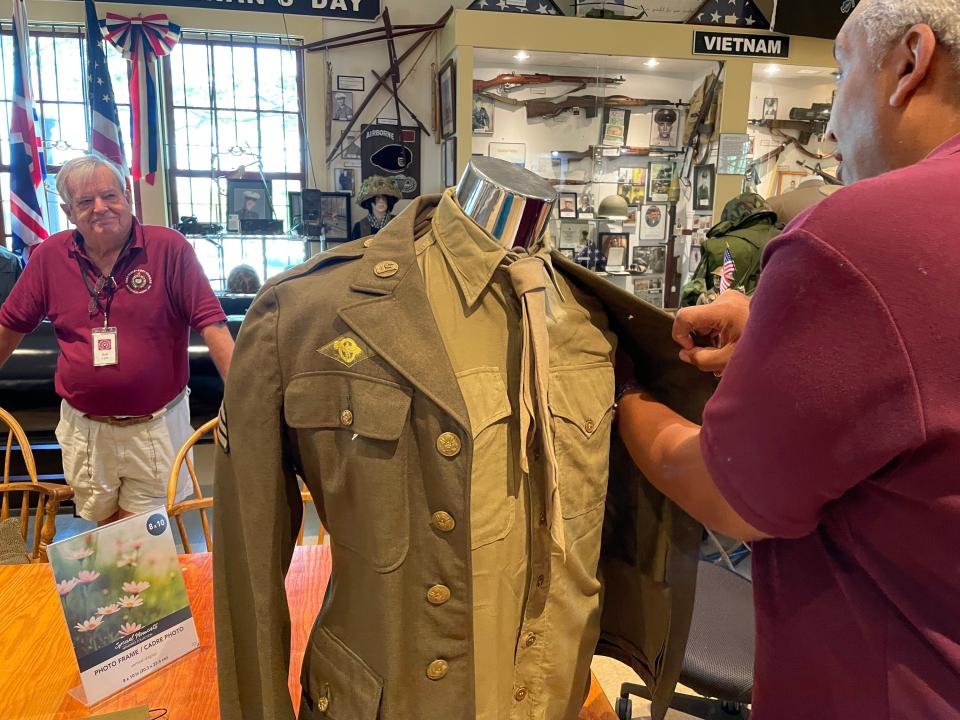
[285,371,412,572]
[550,362,615,518]
[300,625,384,720]
[457,367,514,549]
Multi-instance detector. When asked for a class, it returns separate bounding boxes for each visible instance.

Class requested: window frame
[161,31,307,226]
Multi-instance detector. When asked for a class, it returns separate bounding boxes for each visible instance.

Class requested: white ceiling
[752,64,838,80]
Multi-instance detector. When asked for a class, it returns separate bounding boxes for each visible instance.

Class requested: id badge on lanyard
[92,323,119,367]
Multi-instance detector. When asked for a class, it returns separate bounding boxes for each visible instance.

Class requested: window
[163,32,305,235]
[0,24,132,245]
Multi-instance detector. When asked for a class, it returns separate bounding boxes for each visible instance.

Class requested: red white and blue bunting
[102,13,180,185]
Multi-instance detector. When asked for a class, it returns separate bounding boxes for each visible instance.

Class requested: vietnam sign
[105,0,381,20]
[693,31,790,58]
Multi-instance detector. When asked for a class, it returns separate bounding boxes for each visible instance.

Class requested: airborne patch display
[360,124,421,200]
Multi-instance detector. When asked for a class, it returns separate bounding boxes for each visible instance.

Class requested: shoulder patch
[318,335,375,368]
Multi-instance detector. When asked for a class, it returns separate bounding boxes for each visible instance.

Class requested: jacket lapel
[337,196,470,433]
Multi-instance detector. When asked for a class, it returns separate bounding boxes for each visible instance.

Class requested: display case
[186,233,311,292]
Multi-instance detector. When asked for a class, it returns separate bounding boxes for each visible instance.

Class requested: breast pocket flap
[550,364,614,439]
[284,372,412,441]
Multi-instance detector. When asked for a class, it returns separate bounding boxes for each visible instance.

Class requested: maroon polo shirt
[0,219,226,416]
[702,133,960,718]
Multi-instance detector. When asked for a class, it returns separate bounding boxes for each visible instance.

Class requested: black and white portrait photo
[763,97,779,120]
[226,179,269,222]
[558,192,578,219]
[693,164,716,212]
[650,105,681,148]
[472,94,494,135]
[336,167,356,193]
[332,92,354,122]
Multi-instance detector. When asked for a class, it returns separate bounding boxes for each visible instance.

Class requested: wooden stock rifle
[472,73,624,93]
[525,95,673,120]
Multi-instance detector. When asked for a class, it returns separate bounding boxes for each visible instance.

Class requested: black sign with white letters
[693,31,791,58]
[106,0,381,21]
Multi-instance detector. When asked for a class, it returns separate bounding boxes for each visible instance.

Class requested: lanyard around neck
[77,232,135,326]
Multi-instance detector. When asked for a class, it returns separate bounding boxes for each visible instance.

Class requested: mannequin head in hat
[358,176,401,220]
[827,0,960,184]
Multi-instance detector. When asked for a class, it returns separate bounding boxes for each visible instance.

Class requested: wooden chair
[167,418,217,554]
[0,407,74,562]
[167,419,324,553]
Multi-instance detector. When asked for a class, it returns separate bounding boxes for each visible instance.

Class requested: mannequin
[213,158,714,720]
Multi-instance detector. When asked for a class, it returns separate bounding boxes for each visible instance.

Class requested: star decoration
[498,0,507,8]
[711,11,721,21]
[697,12,704,20]
[537,2,550,12]
[689,0,769,29]
[102,94,110,102]
[745,15,756,24]
[468,0,564,14]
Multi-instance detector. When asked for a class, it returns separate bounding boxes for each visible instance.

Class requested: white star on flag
[537,2,550,12]
[711,11,722,21]
[746,15,756,24]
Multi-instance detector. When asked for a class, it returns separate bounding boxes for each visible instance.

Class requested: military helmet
[720,193,773,226]
[654,108,678,124]
[357,175,402,206]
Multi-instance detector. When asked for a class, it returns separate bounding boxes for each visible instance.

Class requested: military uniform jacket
[213,194,716,720]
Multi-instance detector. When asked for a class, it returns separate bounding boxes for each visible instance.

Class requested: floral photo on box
[48,519,189,658]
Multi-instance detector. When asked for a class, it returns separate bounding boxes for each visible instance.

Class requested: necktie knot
[504,254,547,298]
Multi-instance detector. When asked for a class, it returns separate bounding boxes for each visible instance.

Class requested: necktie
[501,253,565,559]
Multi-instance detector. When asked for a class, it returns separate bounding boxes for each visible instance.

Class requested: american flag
[85,0,128,176]
[718,246,736,294]
[467,0,561,14]
[8,0,48,261]
[690,0,770,29]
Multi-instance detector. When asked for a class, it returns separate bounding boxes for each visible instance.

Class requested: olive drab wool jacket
[213,194,716,720]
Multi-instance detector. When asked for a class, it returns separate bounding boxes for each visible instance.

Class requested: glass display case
[471,49,716,307]
[186,233,311,292]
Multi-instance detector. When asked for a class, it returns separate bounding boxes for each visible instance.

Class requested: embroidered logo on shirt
[125,268,152,294]
[318,335,373,367]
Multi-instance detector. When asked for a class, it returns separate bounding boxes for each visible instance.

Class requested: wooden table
[1,546,615,719]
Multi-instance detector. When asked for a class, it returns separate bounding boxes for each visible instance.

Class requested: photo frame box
[602,106,630,147]
[647,160,674,203]
[558,192,578,219]
[442,138,457,187]
[226,178,271,222]
[558,220,593,251]
[302,190,352,241]
[632,244,667,274]
[331,91,354,122]
[337,75,364,92]
[762,97,779,120]
[649,105,683,148]
[438,58,457,139]
[288,190,302,230]
[692,164,716,212]
[334,167,356,193]
[639,203,669,241]
[472,94,494,135]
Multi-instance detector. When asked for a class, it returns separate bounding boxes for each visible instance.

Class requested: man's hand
[673,291,750,374]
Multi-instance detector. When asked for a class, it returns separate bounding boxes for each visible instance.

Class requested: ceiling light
[645,58,660,68]
[764,64,781,75]
[513,51,530,62]
[797,68,820,75]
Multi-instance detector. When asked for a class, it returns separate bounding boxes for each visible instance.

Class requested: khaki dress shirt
[415,191,617,720]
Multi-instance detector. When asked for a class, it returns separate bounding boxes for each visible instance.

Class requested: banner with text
[693,31,790,58]
[48,508,199,705]
[105,0,381,21]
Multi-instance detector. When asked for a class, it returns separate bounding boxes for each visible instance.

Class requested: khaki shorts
[55,392,194,522]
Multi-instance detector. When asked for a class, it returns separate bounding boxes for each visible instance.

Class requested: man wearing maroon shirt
[618,1,960,717]
[0,155,234,526]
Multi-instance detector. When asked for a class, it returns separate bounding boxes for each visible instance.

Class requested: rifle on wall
[524,95,674,120]
[473,72,624,93]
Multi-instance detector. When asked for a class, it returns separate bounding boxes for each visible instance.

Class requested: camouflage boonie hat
[720,193,772,225]
[357,175,402,205]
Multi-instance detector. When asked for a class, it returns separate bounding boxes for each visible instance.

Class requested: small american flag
[718,246,736,294]
[85,0,128,176]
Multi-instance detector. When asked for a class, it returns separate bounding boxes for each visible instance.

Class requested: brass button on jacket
[339,409,354,426]
[514,687,528,702]
[431,511,456,532]
[426,659,449,680]
[522,632,536,648]
[427,584,451,605]
[436,432,462,457]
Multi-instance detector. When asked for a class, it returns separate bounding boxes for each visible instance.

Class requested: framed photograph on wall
[649,105,682,148]
[332,92,354,122]
[762,97,779,120]
[303,190,352,242]
[602,107,630,147]
[639,203,669,241]
[647,160,674,203]
[438,58,457,139]
[600,231,630,272]
[337,75,365,92]
[558,221,592,253]
[775,169,809,195]
[488,142,525,168]
[692,164,716,212]
[342,133,361,162]
[227,179,271,223]
[578,189,595,219]
[558,192,578,219]
[334,167,356,193]
[442,138,457,187]
[288,190,302,231]
[472,94,494,135]
[632,244,667,274]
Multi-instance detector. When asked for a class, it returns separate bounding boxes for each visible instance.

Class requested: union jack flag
[9,0,49,261]
[718,245,736,294]
[85,0,128,176]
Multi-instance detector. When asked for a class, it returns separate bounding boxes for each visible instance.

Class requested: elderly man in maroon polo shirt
[0,155,233,526]
[617,1,960,717]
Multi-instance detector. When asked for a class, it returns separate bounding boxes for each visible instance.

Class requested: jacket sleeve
[213,284,304,720]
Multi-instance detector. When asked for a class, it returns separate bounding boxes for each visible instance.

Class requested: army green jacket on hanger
[213,194,716,720]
